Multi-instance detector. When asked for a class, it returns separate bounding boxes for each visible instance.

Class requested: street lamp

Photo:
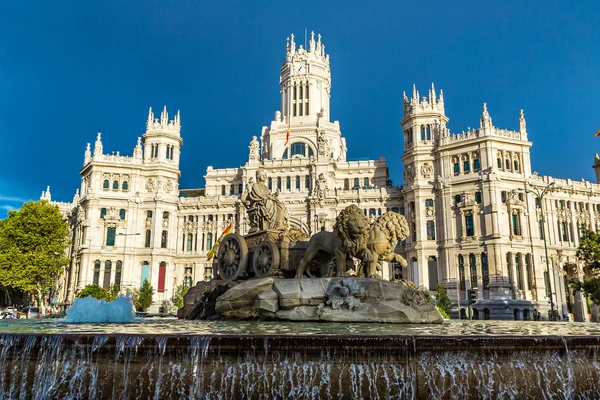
[519,181,556,320]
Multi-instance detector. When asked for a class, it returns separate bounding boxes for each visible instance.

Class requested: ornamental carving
[317,131,328,156]
[146,178,157,192]
[420,163,433,178]
[425,207,435,218]
[404,165,415,183]
[314,173,328,200]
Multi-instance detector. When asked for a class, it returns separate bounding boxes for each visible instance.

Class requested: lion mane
[371,211,410,258]
[333,204,371,256]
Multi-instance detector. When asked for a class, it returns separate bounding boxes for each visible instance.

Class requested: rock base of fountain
[184,277,443,324]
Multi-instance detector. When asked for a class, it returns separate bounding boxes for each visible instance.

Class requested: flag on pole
[595,129,600,137]
[206,223,233,261]
[285,122,290,145]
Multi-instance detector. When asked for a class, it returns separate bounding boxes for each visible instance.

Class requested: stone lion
[295,204,373,278]
[360,211,409,278]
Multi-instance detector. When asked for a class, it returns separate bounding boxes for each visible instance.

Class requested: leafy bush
[76,284,110,301]
[435,284,452,315]
[172,284,189,309]
[438,307,450,319]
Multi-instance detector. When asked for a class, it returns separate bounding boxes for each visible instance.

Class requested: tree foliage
[77,284,110,301]
[435,284,452,315]
[134,280,154,311]
[172,284,189,309]
[572,228,600,303]
[0,201,70,298]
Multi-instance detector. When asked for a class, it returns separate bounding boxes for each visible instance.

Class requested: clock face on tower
[297,64,304,73]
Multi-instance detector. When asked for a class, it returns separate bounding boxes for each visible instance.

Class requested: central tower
[261,32,345,162]
[280,32,331,123]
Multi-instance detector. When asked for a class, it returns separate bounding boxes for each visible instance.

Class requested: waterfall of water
[1,333,600,399]
[64,295,137,323]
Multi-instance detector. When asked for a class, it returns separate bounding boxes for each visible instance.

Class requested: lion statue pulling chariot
[295,205,409,278]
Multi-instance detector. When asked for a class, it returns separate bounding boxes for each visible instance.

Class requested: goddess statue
[241,170,288,232]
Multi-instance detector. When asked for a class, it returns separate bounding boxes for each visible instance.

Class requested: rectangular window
[539,221,545,239]
[286,177,291,190]
[103,261,112,290]
[93,260,101,286]
[501,191,507,203]
[147,210,153,219]
[207,233,213,251]
[454,163,460,174]
[106,227,116,246]
[454,195,461,206]
[544,270,551,296]
[141,263,149,287]
[364,178,369,188]
[465,215,474,237]
[525,255,532,290]
[561,222,568,241]
[505,159,510,170]
[481,253,489,289]
[475,191,482,204]
[473,159,481,170]
[464,161,470,172]
[497,158,502,168]
[512,214,520,236]
[426,220,435,240]
[306,176,311,190]
[161,230,168,248]
[411,222,416,242]
[115,261,122,288]
[158,262,166,293]
[425,199,434,207]
[145,230,151,248]
[230,185,235,195]
[184,267,193,288]
[297,176,301,189]
[344,178,349,190]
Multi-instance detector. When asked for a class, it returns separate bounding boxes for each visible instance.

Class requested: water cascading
[1,332,600,399]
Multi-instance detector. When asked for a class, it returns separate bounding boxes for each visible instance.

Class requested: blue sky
[1,1,599,217]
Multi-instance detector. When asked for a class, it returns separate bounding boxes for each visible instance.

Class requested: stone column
[507,252,516,299]
[475,253,483,299]
[518,252,527,300]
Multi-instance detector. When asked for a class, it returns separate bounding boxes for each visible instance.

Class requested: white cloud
[0,195,27,202]
[0,205,16,212]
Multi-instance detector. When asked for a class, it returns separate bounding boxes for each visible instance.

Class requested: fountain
[2,201,600,398]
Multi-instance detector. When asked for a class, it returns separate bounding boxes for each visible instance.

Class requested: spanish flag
[595,129,600,137]
[206,223,233,261]
[285,123,290,145]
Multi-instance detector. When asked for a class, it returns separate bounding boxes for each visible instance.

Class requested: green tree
[572,228,600,303]
[172,284,189,309]
[0,201,70,314]
[134,280,154,311]
[435,284,452,315]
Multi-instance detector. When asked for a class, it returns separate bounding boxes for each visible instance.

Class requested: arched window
[505,159,510,170]
[420,126,426,141]
[119,209,126,220]
[473,159,481,170]
[497,158,502,168]
[103,180,109,189]
[481,252,489,289]
[406,128,413,145]
[100,208,107,219]
[221,185,226,195]
[426,125,431,140]
[308,147,314,158]
[230,185,235,195]
[469,254,477,289]
[141,262,149,287]
[353,178,359,189]
[290,143,305,157]
[369,208,376,216]
[115,261,122,289]
[122,181,129,190]
[113,180,119,190]
[514,160,520,171]
[344,178,349,190]
[464,160,470,172]
[454,163,460,174]
[93,260,101,285]
[103,260,112,290]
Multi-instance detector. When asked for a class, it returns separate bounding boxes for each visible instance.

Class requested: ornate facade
[49,33,599,320]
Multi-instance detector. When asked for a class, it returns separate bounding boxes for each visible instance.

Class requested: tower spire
[93,132,103,156]
[480,103,492,128]
[519,109,526,134]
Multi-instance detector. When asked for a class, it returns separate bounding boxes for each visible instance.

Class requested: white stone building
[49,33,599,320]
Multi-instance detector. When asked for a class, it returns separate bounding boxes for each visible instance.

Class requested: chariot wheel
[252,241,280,278]
[216,233,248,282]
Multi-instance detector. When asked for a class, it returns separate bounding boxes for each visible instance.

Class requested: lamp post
[520,182,556,320]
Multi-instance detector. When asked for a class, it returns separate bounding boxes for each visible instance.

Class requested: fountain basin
[1,320,600,399]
